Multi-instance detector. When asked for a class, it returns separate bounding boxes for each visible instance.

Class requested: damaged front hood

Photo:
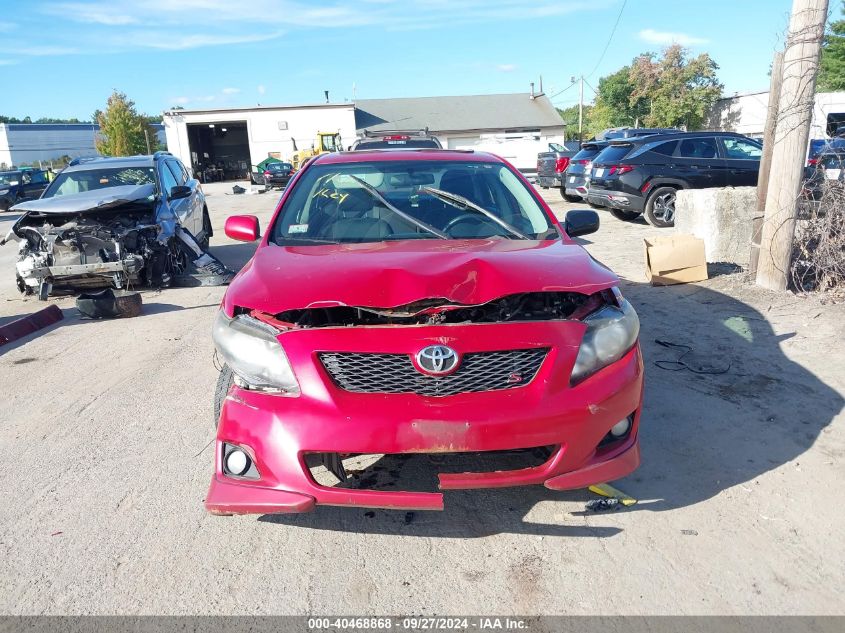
[225,238,618,315]
[9,184,156,214]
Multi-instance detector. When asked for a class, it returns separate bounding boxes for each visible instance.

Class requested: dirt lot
[0,181,843,615]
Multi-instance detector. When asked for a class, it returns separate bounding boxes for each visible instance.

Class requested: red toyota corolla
[207,150,643,515]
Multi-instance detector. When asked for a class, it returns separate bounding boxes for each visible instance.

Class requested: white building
[0,123,167,170]
[162,103,357,178]
[161,93,567,177]
[0,123,100,169]
[707,90,845,140]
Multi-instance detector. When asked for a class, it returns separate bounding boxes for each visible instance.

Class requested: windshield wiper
[420,186,530,240]
[348,175,448,240]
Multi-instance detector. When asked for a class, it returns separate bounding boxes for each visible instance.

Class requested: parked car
[262,161,294,188]
[563,141,609,202]
[351,132,442,150]
[536,142,579,199]
[1,152,219,298]
[206,149,643,515]
[807,137,845,166]
[0,169,50,211]
[587,132,763,227]
[802,150,845,201]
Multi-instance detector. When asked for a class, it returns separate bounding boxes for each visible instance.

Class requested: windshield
[0,172,21,186]
[272,159,558,244]
[43,166,157,197]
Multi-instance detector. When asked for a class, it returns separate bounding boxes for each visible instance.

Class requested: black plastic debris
[585,497,621,512]
[232,185,246,195]
[76,288,143,319]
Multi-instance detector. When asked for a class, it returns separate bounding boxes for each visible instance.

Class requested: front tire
[609,208,641,222]
[644,187,678,227]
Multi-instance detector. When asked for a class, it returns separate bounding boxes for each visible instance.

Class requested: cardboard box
[644,234,708,285]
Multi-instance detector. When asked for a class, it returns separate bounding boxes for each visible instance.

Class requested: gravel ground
[0,180,843,615]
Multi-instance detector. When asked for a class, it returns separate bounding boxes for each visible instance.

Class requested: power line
[585,0,627,80]
[548,81,578,100]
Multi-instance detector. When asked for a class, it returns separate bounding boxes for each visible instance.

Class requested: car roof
[314,149,501,165]
[0,170,22,175]
[608,131,754,146]
[61,155,157,172]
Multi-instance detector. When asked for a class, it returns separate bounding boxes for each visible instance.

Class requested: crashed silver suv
[1,152,216,299]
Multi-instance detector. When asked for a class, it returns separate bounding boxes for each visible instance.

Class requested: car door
[168,159,203,235]
[159,159,193,230]
[17,171,49,201]
[719,137,763,187]
[673,136,727,189]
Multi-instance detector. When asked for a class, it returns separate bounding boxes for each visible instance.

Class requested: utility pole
[756,0,828,291]
[749,50,784,277]
[578,75,584,142]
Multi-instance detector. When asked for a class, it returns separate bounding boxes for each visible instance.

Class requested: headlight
[571,298,639,384]
[212,311,300,394]
[0,189,9,195]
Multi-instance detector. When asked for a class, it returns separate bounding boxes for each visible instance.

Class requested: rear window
[572,146,605,161]
[651,141,678,156]
[594,145,632,164]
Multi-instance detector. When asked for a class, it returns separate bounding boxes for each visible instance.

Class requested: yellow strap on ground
[589,483,638,506]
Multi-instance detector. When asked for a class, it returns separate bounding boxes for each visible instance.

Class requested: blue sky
[0,0,795,120]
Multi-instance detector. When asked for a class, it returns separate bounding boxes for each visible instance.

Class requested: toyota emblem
[415,345,460,375]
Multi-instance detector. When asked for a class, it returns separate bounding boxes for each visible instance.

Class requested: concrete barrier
[675,187,757,266]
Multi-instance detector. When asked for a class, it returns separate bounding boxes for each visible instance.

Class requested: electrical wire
[585,0,627,80]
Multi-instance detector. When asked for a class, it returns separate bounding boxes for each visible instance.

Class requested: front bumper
[587,189,646,212]
[206,322,644,515]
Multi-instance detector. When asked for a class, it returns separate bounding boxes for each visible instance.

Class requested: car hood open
[10,183,156,214]
[224,238,618,315]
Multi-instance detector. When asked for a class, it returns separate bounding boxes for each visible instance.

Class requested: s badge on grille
[415,345,460,376]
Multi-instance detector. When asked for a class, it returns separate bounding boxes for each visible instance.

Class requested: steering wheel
[442,213,487,234]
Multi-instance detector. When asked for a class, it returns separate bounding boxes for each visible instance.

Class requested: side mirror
[564,209,600,237]
[169,185,191,200]
[225,215,261,242]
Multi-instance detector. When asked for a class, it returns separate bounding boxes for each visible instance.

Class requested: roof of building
[0,123,163,131]
[354,93,564,133]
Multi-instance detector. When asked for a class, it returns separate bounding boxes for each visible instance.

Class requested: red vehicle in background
[207,149,643,515]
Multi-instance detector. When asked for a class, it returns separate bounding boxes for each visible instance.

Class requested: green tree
[819,1,845,91]
[629,44,723,129]
[592,66,650,130]
[95,91,155,156]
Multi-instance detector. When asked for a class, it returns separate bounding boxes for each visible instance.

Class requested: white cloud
[0,21,17,32]
[497,64,517,72]
[221,87,241,94]
[124,30,283,51]
[0,59,17,66]
[173,96,191,105]
[638,28,708,46]
[257,84,266,96]
[43,2,138,24]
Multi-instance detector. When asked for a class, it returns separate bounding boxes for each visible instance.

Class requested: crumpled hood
[224,238,618,315]
[10,183,156,214]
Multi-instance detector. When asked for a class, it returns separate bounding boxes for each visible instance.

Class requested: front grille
[319,348,549,397]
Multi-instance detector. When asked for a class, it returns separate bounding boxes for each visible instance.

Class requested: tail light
[608,165,634,176]
[576,159,591,165]
[263,171,272,176]
[554,157,570,173]
[807,158,819,166]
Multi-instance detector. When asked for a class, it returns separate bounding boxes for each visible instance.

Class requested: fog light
[610,417,631,437]
[225,448,250,476]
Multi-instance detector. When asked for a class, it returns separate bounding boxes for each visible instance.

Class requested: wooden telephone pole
[756,0,829,291]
